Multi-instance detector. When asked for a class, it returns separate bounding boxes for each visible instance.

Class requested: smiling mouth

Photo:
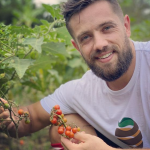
[98,52,113,59]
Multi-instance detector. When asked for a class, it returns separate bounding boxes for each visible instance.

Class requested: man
[0,0,150,150]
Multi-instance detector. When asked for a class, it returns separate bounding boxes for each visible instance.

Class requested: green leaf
[28,55,56,71]
[11,26,31,35]
[8,57,34,79]
[68,58,82,68]
[42,42,69,57]
[56,27,72,45]
[42,4,55,19]
[23,37,44,53]
[42,4,63,19]
[40,19,50,26]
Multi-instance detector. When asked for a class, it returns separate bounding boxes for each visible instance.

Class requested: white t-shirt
[41,41,150,148]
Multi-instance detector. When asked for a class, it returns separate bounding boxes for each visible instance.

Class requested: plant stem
[0,54,15,64]
[43,19,65,36]
[0,41,15,53]
[1,47,14,55]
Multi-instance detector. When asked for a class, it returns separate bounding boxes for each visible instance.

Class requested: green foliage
[0,4,87,101]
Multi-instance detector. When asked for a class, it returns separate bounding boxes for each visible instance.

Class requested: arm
[61,132,150,150]
[0,98,50,138]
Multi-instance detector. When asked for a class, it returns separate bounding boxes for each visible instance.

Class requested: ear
[124,15,131,37]
[71,39,80,52]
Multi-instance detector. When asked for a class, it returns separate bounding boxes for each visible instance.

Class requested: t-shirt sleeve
[40,80,77,114]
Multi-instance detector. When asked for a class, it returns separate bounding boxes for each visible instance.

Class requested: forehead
[69,1,120,39]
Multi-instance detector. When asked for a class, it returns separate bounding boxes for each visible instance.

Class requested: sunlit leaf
[23,37,44,53]
[56,27,72,45]
[42,42,69,57]
[8,57,34,78]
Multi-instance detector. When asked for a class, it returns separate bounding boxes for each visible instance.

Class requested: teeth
[99,52,112,59]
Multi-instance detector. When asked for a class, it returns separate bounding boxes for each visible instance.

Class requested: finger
[0,98,8,103]
[73,132,90,142]
[61,136,80,150]
[0,107,4,113]
[0,110,10,119]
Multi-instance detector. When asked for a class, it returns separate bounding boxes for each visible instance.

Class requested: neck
[106,41,136,91]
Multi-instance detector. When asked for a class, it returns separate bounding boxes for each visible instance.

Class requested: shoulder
[133,40,150,52]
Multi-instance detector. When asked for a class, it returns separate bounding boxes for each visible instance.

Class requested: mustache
[90,45,118,60]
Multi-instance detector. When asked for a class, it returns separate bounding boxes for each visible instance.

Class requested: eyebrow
[77,20,117,41]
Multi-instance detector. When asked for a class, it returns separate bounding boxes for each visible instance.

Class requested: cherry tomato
[61,113,64,118]
[54,105,60,110]
[25,119,30,124]
[56,109,62,115]
[66,126,71,131]
[63,118,67,123]
[24,111,30,117]
[18,109,24,116]
[65,130,71,137]
[53,115,58,119]
[69,132,74,138]
[4,103,10,109]
[51,118,57,124]
[19,140,24,145]
[72,128,77,133]
[58,128,64,134]
[77,127,81,132]
[58,126,64,130]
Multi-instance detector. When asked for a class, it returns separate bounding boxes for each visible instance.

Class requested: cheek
[80,43,94,58]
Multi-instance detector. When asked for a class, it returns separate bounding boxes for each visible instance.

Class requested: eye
[81,35,90,41]
[104,26,111,31]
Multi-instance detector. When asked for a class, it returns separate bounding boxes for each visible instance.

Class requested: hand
[0,98,14,132]
[61,132,115,150]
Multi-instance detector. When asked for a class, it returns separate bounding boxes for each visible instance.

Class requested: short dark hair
[62,0,124,37]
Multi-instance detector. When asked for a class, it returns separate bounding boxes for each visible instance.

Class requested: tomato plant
[50,105,81,140]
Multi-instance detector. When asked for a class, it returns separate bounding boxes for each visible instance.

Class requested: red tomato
[51,118,57,124]
[18,109,24,116]
[72,128,77,133]
[65,130,71,137]
[54,105,60,110]
[53,115,58,119]
[19,140,24,145]
[56,109,62,115]
[69,132,74,138]
[58,126,64,130]
[58,128,64,134]
[66,126,71,131]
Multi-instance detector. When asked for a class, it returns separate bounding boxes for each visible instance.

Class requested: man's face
[69,1,133,82]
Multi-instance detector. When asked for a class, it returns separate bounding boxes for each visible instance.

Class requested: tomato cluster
[50,105,80,139]
[18,109,30,124]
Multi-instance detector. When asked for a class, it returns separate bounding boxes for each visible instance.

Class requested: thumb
[61,136,77,150]
[73,131,89,142]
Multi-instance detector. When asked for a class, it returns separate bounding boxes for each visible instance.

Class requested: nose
[93,32,108,51]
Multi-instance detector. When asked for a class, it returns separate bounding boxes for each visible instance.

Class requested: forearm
[116,148,150,150]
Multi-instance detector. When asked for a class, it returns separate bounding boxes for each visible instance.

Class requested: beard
[81,36,133,82]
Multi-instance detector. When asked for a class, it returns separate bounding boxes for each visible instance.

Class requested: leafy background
[0,0,150,149]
